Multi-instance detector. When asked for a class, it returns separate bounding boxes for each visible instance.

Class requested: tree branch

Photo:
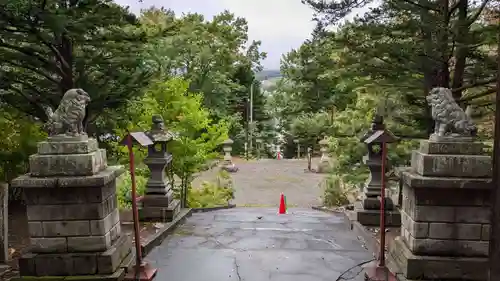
[453,77,497,93]
[401,0,440,12]
[448,0,462,16]
[0,41,64,75]
[460,87,497,102]
[1,60,59,84]
[467,0,491,25]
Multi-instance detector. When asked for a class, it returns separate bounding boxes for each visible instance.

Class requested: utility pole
[488,25,500,281]
[249,82,254,154]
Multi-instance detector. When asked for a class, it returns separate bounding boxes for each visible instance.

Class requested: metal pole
[249,82,254,153]
[379,141,387,267]
[126,134,143,274]
[488,26,500,281]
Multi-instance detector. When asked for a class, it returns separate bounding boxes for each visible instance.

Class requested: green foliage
[322,175,350,208]
[116,171,148,210]
[326,89,421,188]
[303,0,497,132]
[0,104,46,200]
[139,9,270,154]
[0,0,156,128]
[187,170,235,208]
[290,112,331,148]
[107,77,229,207]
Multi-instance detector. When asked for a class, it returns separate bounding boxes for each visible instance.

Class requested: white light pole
[249,82,254,153]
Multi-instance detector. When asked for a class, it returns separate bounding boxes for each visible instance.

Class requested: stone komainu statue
[426,87,477,137]
[43,88,91,136]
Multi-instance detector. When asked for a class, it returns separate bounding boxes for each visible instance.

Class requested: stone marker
[387,88,490,281]
[11,89,132,280]
[293,139,300,159]
[316,137,332,173]
[355,114,401,227]
[139,115,180,222]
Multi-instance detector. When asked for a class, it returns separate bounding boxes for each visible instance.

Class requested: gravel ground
[230,158,326,207]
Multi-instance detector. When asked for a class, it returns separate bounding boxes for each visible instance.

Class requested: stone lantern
[139,115,179,222]
[355,114,401,226]
[293,139,300,159]
[255,138,263,159]
[316,137,332,173]
[221,138,238,172]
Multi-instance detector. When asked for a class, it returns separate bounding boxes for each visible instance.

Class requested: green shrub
[116,170,148,209]
[186,170,235,208]
[322,175,350,207]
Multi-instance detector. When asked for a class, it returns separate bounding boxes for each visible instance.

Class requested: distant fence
[0,183,7,263]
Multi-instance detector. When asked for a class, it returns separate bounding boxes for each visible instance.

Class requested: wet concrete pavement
[146,208,372,281]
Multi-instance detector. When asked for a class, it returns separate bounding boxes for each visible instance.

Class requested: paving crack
[233,257,242,281]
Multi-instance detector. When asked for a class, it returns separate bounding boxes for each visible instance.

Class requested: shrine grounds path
[230,158,326,207]
[146,160,372,281]
[146,208,372,281]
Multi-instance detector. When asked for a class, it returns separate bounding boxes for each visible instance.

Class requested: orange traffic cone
[278,193,287,214]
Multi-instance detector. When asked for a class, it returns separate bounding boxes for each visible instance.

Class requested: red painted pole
[379,141,387,267]
[127,134,143,272]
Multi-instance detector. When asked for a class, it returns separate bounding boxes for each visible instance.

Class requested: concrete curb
[311,205,343,213]
[311,206,379,257]
[349,218,379,257]
[141,208,193,256]
[192,204,236,213]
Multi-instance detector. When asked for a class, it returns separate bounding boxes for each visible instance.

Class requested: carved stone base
[29,149,108,177]
[388,237,487,281]
[411,150,491,178]
[29,138,108,177]
[428,133,475,143]
[355,202,401,227]
[139,199,180,222]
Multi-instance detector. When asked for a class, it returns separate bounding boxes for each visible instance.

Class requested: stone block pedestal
[387,140,491,281]
[139,153,180,222]
[355,202,401,227]
[11,137,132,280]
[356,158,401,227]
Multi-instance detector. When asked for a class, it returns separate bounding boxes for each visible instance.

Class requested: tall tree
[0,0,157,127]
[303,0,497,133]
[139,9,267,119]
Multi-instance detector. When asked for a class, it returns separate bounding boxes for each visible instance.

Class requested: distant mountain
[256,69,282,81]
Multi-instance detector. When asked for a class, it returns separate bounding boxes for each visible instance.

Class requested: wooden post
[488,26,500,281]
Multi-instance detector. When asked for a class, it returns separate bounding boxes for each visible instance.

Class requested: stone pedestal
[387,140,492,281]
[11,136,133,279]
[356,157,401,227]
[139,153,180,222]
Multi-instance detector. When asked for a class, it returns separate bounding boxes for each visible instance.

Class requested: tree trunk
[488,25,500,281]
[451,0,469,101]
[59,34,74,93]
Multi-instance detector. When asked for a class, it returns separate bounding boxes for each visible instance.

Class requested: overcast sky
[114,0,371,70]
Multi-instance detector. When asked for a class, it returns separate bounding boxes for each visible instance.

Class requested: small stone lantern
[356,114,401,226]
[293,139,300,159]
[139,115,179,222]
[221,138,238,172]
[316,137,331,173]
[256,138,263,159]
